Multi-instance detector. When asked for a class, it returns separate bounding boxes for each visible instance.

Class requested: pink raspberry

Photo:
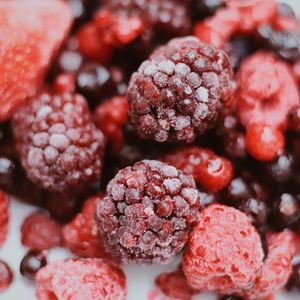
[183,204,264,294]
[0,191,9,247]
[36,258,126,300]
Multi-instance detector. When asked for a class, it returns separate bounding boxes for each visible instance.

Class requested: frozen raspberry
[287,263,300,291]
[236,52,299,130]
[239,231,296,299]
[97,160,200,264]
[36,258,126,300]
[21,211,62,251]
[12,92,105,193]
[183,204,264,294]
[0,260,13,292]
[0,191,9,248]
[163,146,233,192]
[128,36,233,143]
[245,124,285,162]
[155,265,198,300]
[20,250,47,280]
[94,96,128,151]
[62,194,110,258]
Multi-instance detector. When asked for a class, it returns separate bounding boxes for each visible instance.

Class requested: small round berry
[0,260,13,292]
[12,92,105,193]
[223,177,251,205]
[20,250,47,280]
[128,36,233,143]
[245,124,285,162]
[287,263,300,291]
[97,160,200,264]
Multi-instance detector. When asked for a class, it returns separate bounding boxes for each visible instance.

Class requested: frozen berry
[94,96,128,151]
[192,0,226,20]
[97,160,200,264]
[0,191,9,247]
[62,194,110,258]
[155,265,198,300]
[20,250,47,280]
[287,263,300,291]
[12,92,105,193]
[36,258,126,300]
[128,36,233,143]
[245,124,285,162]
[269,193,300,230]
[0,260,13,292]
[236,51,299,130]
[21,211,62,251]
[183,204,264,294]
[199,190,218,208]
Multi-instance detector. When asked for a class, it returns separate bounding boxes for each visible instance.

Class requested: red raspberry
[12,92,105,193]
[0,260,13,292]
[94,96,128,152]
[0,191,9,247]
[183,204,264,294]
[155,265,198,300]
[21,211,62,251]
[36,258,126,300]
[62,194,110,258]
[236,51,299,130]
[239,231,296,299]
[128,36,234,143]
[163,146,233,192]
[245,124,285,162]
[97,160,200,264]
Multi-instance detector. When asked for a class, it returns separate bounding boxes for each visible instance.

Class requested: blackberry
[12,92,105,193]
[287,263,300,291]
[128,36,233,143]
[97,160,200,264]
[20,250,47,280]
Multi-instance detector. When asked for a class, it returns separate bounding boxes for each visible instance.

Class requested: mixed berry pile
[2,0,300,299]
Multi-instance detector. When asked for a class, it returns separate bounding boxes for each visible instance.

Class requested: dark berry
[288,105,300,133]
[0,260,13,292]
[287,263,300,291]
[12,92,105,193]
[20,250,47,280]
[269,193,300,230]
[191,0,226,20]
[128,36,233,143]
[97,160,200,264]
[219,296,244,300]
[223,177,251,205]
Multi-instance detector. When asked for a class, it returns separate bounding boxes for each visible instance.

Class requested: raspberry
[0,191,9,247]
[236,52,299,130]
[287,263,300,292]
[245,124,285,162]
[62,194,110,258]
[36,258,126,300]
[94,96,128,151]
[0,260,13,292]
[12,92,105,193]
[155,265,198,300]
[128,36,233,143]
[239,231,296,299]
[183,204,264,294]
[97,160,200,264]
[163,146,233,192]
[20,250,47,280]
[21,211,62,251]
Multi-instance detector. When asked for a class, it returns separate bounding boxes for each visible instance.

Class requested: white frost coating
[194,58,205,69]
[175,63,191,76]
[37,105,53,118]
[49,133,70,150]
[161,165,178,177]
[44,146,59,164]
[111,184,126,201]
[49,123,66,134]
[196,87,209,103]
[158,60,175,75]
[66,129,81,142]
[32,132,49,147]
[144,64,158,76]
[27,148,44,168]
[181,188,199,205]
[186,72,202,88]
[174,116,191,131]
[163,178,182,194]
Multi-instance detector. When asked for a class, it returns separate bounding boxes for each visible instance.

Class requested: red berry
[0,260,13,292]
[0,191,9,247]
[183,204,264,294]
[12,92,105,193]
[21,211,62,251]
[128,36,233,143]
[245,124,285,162]
[97,160,200,264]
[62,194,110,258]
[0,0,72,122]
[94,96,128,151]
[36,258,126,300]
[54,73,75,94]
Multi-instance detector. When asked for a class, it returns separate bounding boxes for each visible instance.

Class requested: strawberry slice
[0,0,73,122]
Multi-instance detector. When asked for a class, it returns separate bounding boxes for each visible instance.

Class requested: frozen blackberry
[97,160,200,264]
[12,92,105,193]
[128,36,233,143]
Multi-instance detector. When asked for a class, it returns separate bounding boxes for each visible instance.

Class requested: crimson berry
[54,73,75,94]
[0,260,13,292]
[20,250,47,280]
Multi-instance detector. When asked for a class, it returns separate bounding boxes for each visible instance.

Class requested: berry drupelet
[12,92,105,193]
[128,36,234,143]
[97,160,200,264]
